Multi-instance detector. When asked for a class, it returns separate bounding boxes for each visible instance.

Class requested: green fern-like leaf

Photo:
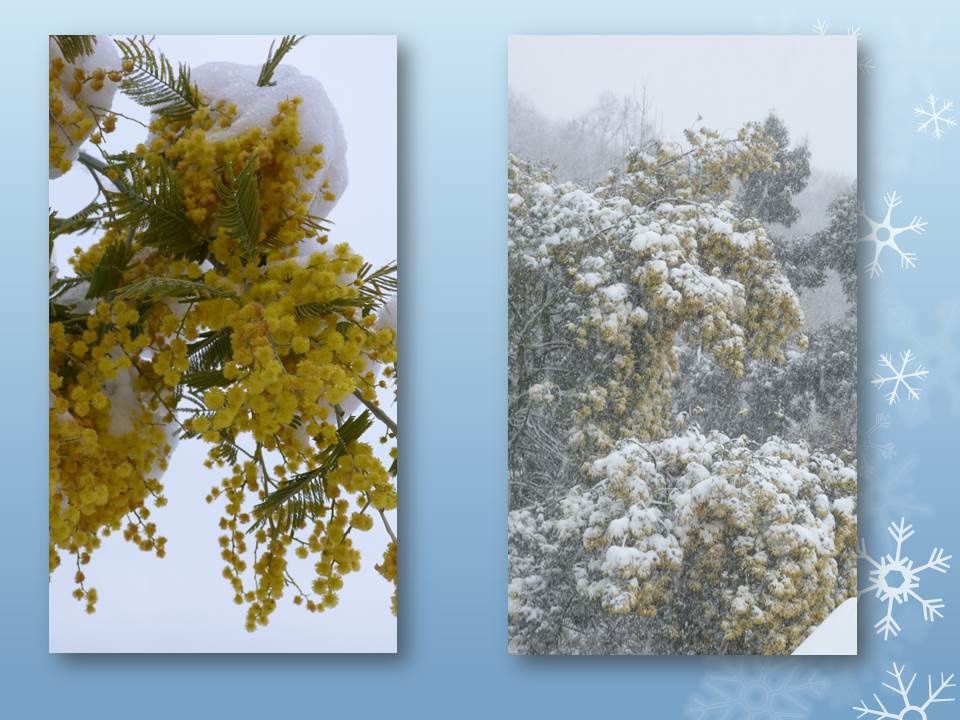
[250,411,373,533]
[257,35,304,87]
[49,202,103,244]
[187,329,233,373]
[104,158,201,258]
[114,37,200,120]
[294,296,367,321]
[180,369,231,391]
[210,439,239,465]
[112,276,234,302]
[356,261,398,309]
[52,35,97,63]
[216,154,261,259]
[86,241,133,299]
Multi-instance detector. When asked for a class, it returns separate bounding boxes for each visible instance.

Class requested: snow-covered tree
[509,123,803,505]
[672,186,857,454]
[508,117,856,654]
[736,113,811,228]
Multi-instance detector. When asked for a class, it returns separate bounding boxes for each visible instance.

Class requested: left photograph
[48,35,397,652]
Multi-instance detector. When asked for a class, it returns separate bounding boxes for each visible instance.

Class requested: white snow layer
[191,62,348,221]
[791,597,857,655]
[49,35,121,179]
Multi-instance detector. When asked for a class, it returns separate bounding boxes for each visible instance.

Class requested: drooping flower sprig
[49,35,398,627]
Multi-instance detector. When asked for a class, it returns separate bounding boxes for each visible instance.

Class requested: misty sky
[509,35,857,177]
[49,35,397,653]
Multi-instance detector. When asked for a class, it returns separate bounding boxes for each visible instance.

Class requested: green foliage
[52,35,97,63]
[356,261,398,309]
[257,35,304,87]
[100,155,202,259]
[179,369,232,391]
[781,186,858,303]
[49,201,103,251]
[736,113,811,227]
[112,276,233,302]
[115,36,201,120]
[294,296,367,321]
[251,411,373,534]
[216,154,261,259]
[187,329,233,374]
[86,241,133,299]
[294,262,397,323]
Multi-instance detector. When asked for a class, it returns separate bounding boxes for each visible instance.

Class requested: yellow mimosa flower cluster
[50,299,177,613]
[50,38,397,628]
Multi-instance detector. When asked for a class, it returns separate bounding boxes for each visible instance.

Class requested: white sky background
[49,35,397,652]
[509,35,857,178]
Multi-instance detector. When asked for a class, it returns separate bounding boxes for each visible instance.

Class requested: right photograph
[507,35,858,655]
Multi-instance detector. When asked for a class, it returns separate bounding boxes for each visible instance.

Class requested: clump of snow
[49,35,121,179]
[191,62,348,221]
[375,295,397,334]
[528,381,557,405]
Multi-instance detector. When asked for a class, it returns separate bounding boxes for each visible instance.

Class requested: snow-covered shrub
[508,116,857,654]
[672,186,858,455]
[508,126,805,506]
[508,429,857,655]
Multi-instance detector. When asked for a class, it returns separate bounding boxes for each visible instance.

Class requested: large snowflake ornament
[914,95,956,140]
[854,663,955,719]
[872,351,928,405]
[686,664,827,720]
[860,192,927,277]
[858,519,951,640]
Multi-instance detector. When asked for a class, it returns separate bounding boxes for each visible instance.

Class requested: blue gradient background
[3,1,958,716]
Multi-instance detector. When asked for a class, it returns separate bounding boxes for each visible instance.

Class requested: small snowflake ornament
[872,351,928,405]
[854,663,955,719]
[858,519,951,639]
[914,95,956,140]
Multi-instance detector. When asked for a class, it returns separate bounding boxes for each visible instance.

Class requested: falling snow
[858,519,951,640]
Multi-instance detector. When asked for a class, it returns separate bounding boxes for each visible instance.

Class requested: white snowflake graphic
[812,20,874,72]
[854,663,955,718]
[858,519,951,640]
[914,95,956,140]
[872,351,929,405]
[686,664,826,720]
[860,192,927,277]
[865,413,896,462]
